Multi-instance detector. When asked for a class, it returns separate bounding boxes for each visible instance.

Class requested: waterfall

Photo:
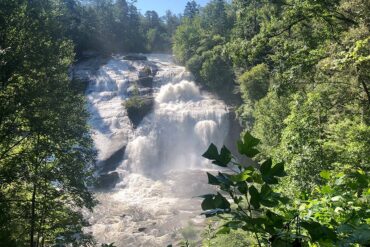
[81,54,230,246]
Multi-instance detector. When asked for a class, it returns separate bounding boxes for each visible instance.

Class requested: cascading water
[79,54,230,246]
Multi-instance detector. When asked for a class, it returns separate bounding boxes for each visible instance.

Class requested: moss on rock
[125,96,154,127]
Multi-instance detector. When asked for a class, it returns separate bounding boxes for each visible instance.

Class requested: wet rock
[138,227,147,232]
[123,55,147,61]
[125,96,154,128]
[137,76,154,88]
[139,66,152,77]
[99,146,126,173]
[127,85,152,97]
[96,172,120,190]
[224,109,242,155]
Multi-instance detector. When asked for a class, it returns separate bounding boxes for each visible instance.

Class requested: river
[75,54,231,246]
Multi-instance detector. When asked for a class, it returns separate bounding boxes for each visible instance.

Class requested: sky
[135,0,211,16]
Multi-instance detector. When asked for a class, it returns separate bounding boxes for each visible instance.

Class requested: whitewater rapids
[79,54,230,246]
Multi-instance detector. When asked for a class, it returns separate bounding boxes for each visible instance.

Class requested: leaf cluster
[200,132,370,246]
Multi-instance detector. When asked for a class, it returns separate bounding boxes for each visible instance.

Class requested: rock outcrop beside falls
[95,172,120,190]
[123,54,148,61]
[126,96,154,127]
[125,65,157,127]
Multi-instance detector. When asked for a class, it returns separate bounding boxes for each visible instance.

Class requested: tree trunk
[30,182,37,247]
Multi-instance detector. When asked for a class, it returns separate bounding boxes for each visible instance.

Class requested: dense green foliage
[1,0,369,246]
[173,0,369,246]
[0,0,179,245]
[0,0,98,246]
[201,133,370,246]
[173,1,236,98]
[174,0,369,189]
[48,0,180,56]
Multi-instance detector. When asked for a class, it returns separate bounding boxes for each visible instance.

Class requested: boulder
[99,146,126,173]
[137,76,154,88]
[123,55,147,61]
[127,85,152,97]
[139,66,152,78]
[125,96,154,128]
[138,228,146,232]
[96,172,120,190]
[137,67,154,88]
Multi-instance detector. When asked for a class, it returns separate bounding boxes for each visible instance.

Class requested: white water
[80,54,230,246]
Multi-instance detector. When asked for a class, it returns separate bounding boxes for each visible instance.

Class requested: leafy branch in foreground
[201,132,370,246]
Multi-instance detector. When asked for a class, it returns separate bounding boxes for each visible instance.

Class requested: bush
[199,48,234,93]
[238,63,269,102]
[200,132,370,246]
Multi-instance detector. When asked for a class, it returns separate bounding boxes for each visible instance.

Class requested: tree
[184,0,199,19]
[201,0,229,36]
[200,48,234,93]
[0,1,96,245]
[238,63,269,103]
[173,17,203,64]
[142,10,170,52]
[164,10,181,37]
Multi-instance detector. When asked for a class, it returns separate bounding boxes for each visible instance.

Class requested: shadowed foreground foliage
[200,132,370,246]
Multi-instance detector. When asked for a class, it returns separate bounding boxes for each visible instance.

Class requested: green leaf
[230,170,252,182]
[320,170,331,180]
[219,146,232,164]
[214,192,231,209]
[202,143,219,160]
[260,184,280,207]
[348,224,370,244]
[301,221,337,242]
[201,194,217,210]
[249,186,260,209]
[271,162,287,177]
[252,172,264,184]
[260,159,272,176]
[224,220,244,229]
[261,159,278,184]
[207,172,220,185]
[237,132,260,158]
[237,182,248,194]
[216,172,233,188]
[265,210,285,229]
[320,185,333,194]
[202,144,231,167]
[201,193,230,211]
[216,226,230,235]
[261,160,286,184]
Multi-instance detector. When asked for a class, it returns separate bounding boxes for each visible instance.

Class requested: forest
[0,0,369,246]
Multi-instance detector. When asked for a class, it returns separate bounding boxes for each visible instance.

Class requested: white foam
[83,54,229,246]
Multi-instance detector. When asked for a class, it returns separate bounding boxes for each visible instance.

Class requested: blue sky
[135,0,211,16]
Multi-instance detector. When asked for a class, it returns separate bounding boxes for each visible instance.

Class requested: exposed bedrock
[99,146,126,173]
[123,54,148,61]
[126,96,154,128]
[125,65,158,127]
[95,172,120,190]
